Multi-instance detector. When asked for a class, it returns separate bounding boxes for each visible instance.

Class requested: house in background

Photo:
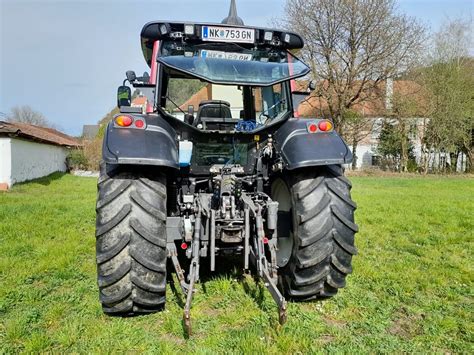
[0,121,81,189]
[299,79,431,170]
[299,80,468,171]
[132,95,148,114]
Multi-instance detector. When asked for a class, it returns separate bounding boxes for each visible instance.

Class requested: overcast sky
[0,0,472,135]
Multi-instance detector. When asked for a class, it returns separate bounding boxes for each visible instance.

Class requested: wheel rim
[271,179,294,268]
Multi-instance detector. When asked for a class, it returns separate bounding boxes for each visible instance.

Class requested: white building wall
[347,144,376,169]
[213,85,244,118]
[0,138,12,187]
[9,138,69,185]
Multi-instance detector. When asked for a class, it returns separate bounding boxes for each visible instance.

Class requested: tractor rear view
[95,1,358,335]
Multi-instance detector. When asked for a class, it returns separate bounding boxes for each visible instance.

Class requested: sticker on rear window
[200,50,253,61]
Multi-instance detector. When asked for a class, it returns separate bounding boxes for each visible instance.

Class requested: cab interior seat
[195,100,238,130]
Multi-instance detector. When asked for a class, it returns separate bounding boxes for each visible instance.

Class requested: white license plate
[200,50,253,61]
[202,26,255,44]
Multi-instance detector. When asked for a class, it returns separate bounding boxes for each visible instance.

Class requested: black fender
[102,114,179,169]
[273,118,353,170]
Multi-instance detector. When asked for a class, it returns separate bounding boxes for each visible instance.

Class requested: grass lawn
[0,173,473,353]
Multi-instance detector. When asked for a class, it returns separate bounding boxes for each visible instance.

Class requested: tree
[389,92,420,172]
[421,19,474,172]
[279,0,425,134]
[7,105,55,128]
[377,118,415,172]
[343,109,375,170]
[377,120,400,169]
[166,79,206,112]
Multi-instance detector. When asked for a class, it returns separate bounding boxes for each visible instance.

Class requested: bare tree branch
[6,105,56,129]
[278,0,426,134]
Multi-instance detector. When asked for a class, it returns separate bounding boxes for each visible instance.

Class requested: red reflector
[263,237,269,244]
[318,120,333,132]
[308,123,318,133]
[180,243,188,250]
[115,115,133,127]
[135,120,144,128]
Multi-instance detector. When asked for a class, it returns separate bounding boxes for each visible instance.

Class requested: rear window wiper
[164,95,186,115]
[259,99,286,124]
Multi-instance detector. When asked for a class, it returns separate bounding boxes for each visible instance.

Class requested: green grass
[0,173,473,353]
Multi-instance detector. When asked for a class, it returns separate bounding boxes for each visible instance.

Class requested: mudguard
[273,118,353,170]
[102,114,179,169]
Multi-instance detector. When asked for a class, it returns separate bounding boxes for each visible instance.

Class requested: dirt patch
[323,316,347,329]
[388,308,425,339]
[160,333,186,346]
[319,334,335,345]
[201,307,221,318]
[72,170,99,178]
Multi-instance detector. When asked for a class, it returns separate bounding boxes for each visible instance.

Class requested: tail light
[318,120,333,132]
[114,115,146,129]
[134,119,144,128]
[307,122,318,133]
[115,115,133,127]
[307,120,334,134]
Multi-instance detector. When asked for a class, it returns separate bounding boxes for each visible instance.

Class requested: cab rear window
[158,41,309,86]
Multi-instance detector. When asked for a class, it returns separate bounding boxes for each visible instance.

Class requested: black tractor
[95,1,358,335]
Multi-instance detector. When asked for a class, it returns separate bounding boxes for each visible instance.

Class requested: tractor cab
[122,21,312,133]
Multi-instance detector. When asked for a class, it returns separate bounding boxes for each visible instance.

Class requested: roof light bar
[140,22,306,57]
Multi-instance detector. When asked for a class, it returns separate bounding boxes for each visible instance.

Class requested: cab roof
[140,21,305,67]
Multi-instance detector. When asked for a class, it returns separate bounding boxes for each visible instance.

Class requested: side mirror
[126,70,137,83]
[117,86,132,108]
[309,80,317,91]
[188,105,195,116]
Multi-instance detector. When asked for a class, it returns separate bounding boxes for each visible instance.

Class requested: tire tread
[95,164,167,315]
[277,165,358,301]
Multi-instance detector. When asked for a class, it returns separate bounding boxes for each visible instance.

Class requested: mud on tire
[274,165,358,300]
[95,163,167,315]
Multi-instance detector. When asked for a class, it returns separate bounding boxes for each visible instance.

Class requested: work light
[160,23,170,35]
[184,24,195,35]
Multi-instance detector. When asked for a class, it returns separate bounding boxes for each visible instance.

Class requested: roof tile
[0,121,82,147]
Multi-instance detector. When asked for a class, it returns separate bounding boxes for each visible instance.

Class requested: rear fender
[102,114,179,169]
[274,118,352,170]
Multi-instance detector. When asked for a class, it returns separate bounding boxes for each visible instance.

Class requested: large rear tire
[272,165,358,300]
[95,163,167,315]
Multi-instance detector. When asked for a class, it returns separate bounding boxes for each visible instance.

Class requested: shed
[0,121,81,189]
